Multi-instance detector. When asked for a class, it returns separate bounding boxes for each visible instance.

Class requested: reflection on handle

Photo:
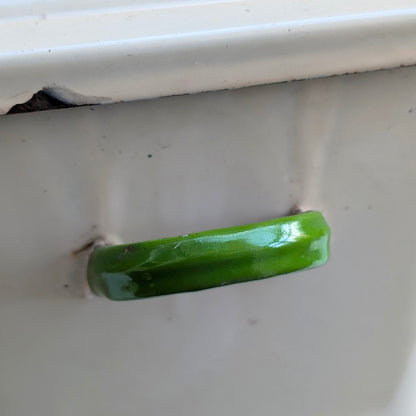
[87,211,330,300]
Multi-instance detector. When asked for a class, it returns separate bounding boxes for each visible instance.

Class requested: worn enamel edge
[2,2,416,114]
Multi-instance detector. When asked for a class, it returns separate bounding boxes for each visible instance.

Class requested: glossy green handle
[87,211,330,300]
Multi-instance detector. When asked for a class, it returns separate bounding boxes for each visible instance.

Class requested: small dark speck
[225,44,229,49]
[48,49,51,53]
[118,149,122,154]
[409,108,413,113]
[90,107,95,111]
[64,284,69,288]
[124,245,135,253]
[245,8,250,12]
[127,54,133,57]
[288,28,291,32]
[167,316,173,321]
[147,154,152,158]
[42,189,47,194]
[345,205,350,211]
[21,139,26,143]
[248,318,258,326]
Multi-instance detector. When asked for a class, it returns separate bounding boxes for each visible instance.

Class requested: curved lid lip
[1,0,416,114]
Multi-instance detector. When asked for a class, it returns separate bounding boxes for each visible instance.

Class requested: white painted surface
[2,0,416,113]
[1,66,416,415]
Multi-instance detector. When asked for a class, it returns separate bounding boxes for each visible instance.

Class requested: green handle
[87,211,330,300]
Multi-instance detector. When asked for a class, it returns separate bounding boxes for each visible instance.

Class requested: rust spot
[288,205,302,216]
[72,238,100,257]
